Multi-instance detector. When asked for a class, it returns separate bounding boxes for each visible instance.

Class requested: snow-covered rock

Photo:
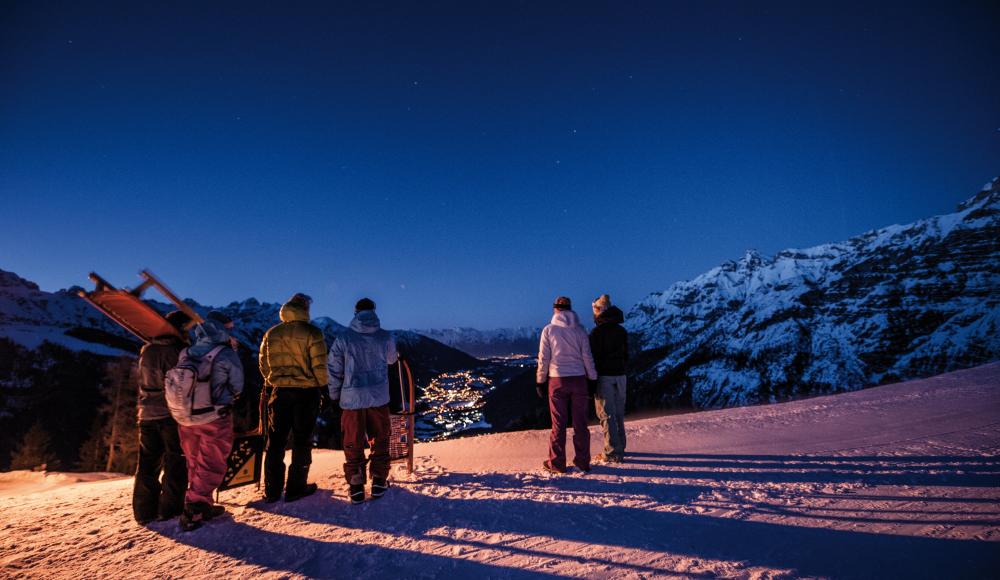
[626,178,1000,408]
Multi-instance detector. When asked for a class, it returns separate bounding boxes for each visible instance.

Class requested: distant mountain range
[2,177,997,425]
[411,327,541,357]
[0,271,479,379]
[624,177,1000,409]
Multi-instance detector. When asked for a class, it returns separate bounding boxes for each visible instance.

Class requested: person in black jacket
[133,310,190,524]
[588,295,629,463]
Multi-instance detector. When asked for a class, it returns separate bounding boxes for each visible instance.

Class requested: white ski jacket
[536,310,598,383]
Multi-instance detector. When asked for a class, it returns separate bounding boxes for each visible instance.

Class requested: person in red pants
[175,311,244,531]
[536,296,598,474]
[327,298,398,504]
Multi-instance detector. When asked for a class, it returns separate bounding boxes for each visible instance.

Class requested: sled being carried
[389,358,416,474]
[79,270,264,492]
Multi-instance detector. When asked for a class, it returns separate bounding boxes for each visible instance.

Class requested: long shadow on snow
[272,471,999,579]
[161,514,561,579]
[614,453,1000,488]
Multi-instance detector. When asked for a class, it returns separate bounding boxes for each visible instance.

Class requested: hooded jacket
[327,310,398,410]
[137,334,186,422]
[178,319,244,407]
[259,300,329,388]
[589,306,629,376]
[536,309,598,383]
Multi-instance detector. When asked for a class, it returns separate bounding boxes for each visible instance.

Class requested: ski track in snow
[2,364,999,579]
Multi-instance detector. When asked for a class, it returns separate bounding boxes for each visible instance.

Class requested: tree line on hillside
[0,339,140,473]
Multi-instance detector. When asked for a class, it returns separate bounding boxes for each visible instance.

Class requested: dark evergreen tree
[10,422,58,471]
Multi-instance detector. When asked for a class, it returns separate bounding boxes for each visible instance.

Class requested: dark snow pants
[133,418,187,522]
[341,405,391,485]
[265,387,321,498]
[548,375,591,471]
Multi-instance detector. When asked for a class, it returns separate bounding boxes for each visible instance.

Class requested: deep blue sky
[2,1,998,329]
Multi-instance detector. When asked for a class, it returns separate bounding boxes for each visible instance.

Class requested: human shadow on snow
[162,451,999,579]
[612,453,1000,488]
[260,468,999,580]
[163,514,562,579]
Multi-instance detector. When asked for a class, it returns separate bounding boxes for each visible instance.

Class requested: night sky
[2,1,998,328]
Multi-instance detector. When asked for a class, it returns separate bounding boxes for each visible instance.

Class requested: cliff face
[626,178,1000,409]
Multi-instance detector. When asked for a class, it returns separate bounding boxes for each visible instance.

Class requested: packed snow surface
[2,364,998,579]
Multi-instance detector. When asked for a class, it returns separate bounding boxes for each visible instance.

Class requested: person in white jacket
[536,296,598,474]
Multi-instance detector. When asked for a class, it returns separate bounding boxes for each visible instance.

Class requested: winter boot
[370,478,390,499]
[179,503,206,532]
[285,483,318,503]
[204,504,227,520]
[542,460,566,474]
[349,484,366,505]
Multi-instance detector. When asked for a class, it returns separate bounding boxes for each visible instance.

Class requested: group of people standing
[132,291,629,531]
[258,294,398,507]
[132,294,397,531]
[536,294,629,474]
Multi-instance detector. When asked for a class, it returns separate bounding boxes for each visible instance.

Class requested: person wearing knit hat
[592,294,611,319]
[589,295,629,463]
[536,295,597,474]
[258,292,329,503]
[132,310,192,525]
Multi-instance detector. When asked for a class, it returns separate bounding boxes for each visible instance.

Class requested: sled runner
[80,270,265,492]
[389,358,416,474]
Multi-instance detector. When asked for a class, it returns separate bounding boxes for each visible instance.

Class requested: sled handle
[139,269,204,327]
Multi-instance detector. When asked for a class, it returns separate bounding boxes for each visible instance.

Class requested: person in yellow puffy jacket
[259,293,328,502]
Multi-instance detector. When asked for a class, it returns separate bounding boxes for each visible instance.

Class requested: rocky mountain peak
[0,269,40,291]
[957,177,1000,213]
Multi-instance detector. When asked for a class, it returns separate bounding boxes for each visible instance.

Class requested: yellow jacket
[259,301,329,388]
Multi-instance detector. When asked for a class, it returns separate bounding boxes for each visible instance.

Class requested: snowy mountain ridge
[625,177,1000,409]
[0,270,466,367]
[410,326,542,357]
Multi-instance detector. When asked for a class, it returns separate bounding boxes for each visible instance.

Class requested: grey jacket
[137,335,186,422]
[327,310,399,410]
[537,309,598,383]
[177,319,245,407]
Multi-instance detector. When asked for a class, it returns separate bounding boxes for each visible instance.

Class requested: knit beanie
[355,297,376,312]
[592,294,611,317]
[553,296,572,310]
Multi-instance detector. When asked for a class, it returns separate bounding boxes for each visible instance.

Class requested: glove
[217,405,231,418]
[320,389,333,411]
[536,381,548,400]
[587,379,598,398]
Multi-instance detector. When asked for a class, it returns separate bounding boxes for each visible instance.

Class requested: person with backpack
[327,298,398,504]
[170,311,244,531]
[258,293,329,503]
[536,296,598,474]
[133,310,191,525]
[589,294,629,463]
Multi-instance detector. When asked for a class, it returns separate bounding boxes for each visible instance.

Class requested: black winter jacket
[137,335,186,422]
[589,306,629,377]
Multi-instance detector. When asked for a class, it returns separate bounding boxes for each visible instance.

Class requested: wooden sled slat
[389,358,416,474]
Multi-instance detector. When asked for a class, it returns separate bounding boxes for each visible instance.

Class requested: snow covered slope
[2,363,997,579]
[412,327,542,357]
[626,178,1000,409]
